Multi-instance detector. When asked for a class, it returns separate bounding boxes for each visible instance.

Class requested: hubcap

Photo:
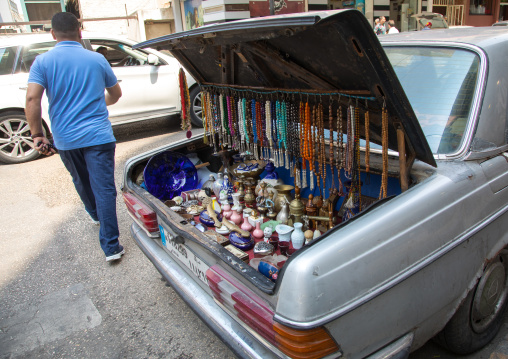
[471,261,508,333]
[0,118,37,160]
[193,92,203,123]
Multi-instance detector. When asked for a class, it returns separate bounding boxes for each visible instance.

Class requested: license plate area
[159,223,209,285]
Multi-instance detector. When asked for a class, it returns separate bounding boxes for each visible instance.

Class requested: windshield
[384,46,480,154]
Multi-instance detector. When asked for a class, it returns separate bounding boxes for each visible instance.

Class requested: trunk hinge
[396,124,415,192]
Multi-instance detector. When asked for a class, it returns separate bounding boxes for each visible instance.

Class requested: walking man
[25,12,125,262]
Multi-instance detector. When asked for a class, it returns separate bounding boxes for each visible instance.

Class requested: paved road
[1,117,508,359]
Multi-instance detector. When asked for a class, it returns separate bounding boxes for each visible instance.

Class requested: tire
[435,256,508,354]
[189,86,203,127]
[0,112,43,164]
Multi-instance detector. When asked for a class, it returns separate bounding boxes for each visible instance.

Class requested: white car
[0,32,200,164]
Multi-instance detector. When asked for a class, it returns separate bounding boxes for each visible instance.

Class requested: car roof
[379,26,508,51]
[0,31,134,48]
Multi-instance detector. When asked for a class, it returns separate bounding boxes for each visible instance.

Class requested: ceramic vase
[291,222,305,250]
[252,222,264,241]
[241,214,254,232]
[275,224,294,243]
[230,208,243,225]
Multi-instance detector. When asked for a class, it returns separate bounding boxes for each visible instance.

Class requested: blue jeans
[59,142,121,257]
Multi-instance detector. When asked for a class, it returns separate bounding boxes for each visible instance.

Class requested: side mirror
[147,54,160,66]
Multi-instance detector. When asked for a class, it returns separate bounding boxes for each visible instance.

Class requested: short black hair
[51,12,80,35]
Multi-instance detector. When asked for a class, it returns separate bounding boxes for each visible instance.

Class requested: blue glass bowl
[143,151,198,201]
[229,231,254,251]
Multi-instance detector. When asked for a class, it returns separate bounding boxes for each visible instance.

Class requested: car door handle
[19,86,27,90]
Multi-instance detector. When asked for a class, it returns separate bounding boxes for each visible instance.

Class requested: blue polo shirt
[28,41,118,150]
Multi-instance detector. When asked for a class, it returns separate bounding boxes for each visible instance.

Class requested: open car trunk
[127,8,439,292]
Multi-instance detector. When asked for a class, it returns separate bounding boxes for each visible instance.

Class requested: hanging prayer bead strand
[355,105,361,211]
[329,101,335,189]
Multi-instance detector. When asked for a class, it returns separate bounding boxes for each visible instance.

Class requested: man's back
[28,41,117,150]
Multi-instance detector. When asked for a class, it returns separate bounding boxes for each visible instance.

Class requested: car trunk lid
[134,9,436,167]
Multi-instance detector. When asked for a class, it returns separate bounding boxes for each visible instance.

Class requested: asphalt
[0,118,234,359]
[1,116,508,359]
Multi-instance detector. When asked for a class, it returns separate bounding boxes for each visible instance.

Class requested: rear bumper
[130,223,280,359]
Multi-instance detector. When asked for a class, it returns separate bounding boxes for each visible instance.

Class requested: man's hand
[34,137,56,156]
[105,83,122,106]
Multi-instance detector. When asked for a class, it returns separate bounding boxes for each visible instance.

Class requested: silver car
[122,10,508,358]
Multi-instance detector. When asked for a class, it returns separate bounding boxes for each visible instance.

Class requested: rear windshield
[384,46,480,154]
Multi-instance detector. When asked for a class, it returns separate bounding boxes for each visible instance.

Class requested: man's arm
[105,83,122,106]
[25,83,55,155]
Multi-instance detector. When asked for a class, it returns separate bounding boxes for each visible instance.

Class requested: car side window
[89,40,166,67]
[20,41,56,73]
[0,47,17,76]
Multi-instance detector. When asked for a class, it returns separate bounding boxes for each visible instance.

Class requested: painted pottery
[199,210,222,227]
[229,231,254,251]
[258,260,279,282]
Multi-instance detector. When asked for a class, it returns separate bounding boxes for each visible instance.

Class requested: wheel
[435,256,508,354]
[189,86,203,127]
[0,112,43,164]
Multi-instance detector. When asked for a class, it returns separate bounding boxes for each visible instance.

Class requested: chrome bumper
[130,223,279,359]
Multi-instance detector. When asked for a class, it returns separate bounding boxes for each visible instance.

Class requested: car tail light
[122,192,159,233]
[206,265,340,358]
[273,322,340,359]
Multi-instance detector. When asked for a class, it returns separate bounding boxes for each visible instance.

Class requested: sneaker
[91,218,100,226]
[106,245,125,262]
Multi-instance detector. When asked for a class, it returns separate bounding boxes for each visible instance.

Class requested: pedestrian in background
[423,21,433,30]
[25,12,125,262]
[374,16,387,35]
[387,20,399,34]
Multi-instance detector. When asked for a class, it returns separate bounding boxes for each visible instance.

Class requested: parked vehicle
[0,32,198,164]
[123,10,508,358]
[493,20,508,26]
[411,12,449,29]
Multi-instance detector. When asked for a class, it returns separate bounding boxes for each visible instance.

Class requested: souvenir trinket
[216,223,231,235]
[268,236,279,250]
[229,231,254,251]
[221,219,250,237]
[241,212,254,232]
[291,222,305,250]
[276,198,290,225]
[225,244,249,263]
[254,241,274,258]
[258,260,279,282]
[204,230,230,246]
[304,230,314,244]
[252,222,264,241]
[230,207,243,225]
[289,187,305,224]
[273,185,294,212]
[275,224,294,243]
[263,227,272,242]
[199,210,222,227]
